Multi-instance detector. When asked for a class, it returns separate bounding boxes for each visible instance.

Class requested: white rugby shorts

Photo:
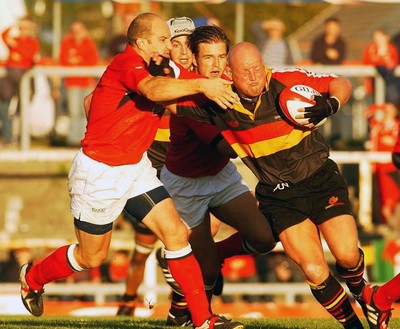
[160,161,249,229]
[68,150,162,226]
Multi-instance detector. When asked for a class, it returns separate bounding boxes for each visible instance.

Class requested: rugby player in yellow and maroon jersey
[18,12,243,329]
[175,42,368,329]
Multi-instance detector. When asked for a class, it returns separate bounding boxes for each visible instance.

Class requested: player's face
[194,42,227,79]
[231,57,266,97]
[170,36,193,70]
[147,18,172,58]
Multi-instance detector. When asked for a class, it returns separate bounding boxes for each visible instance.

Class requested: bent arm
[83,92,93,119]
[328,76,352,108]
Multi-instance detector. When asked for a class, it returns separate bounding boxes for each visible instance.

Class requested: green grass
[1,316,399,329]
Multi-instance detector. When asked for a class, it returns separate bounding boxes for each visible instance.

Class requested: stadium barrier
[0,281,316,305]
[16,64,400,150]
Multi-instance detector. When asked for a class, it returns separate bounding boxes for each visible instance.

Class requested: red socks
[375,273,400,310]
[167,252,210,326]
[27,245,75,291]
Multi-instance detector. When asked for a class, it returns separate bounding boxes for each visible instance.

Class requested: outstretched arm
[138,75,239,110]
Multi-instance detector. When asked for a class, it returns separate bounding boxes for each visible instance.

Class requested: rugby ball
[279,84,326,128]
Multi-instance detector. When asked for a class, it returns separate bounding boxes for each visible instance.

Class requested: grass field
[1,316,400,329]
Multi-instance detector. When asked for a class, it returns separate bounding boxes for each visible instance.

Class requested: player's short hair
[187,25,230,56]
[127,12,159,45]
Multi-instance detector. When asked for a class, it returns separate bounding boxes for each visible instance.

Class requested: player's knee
[160,221,188,249]
[246,236,276,254]
[78,251,108,269]
[303,263,329,283]
[335,247,363,269]
[131,251,151,265]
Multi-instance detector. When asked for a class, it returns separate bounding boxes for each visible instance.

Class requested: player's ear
[136,38,148,51]
[224,66,233,80]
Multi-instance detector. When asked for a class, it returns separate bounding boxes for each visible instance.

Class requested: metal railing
[16,64,397,151]
[0,281,311,306]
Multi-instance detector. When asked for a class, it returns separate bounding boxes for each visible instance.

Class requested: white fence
[14,64,400,150]
[0,281,311,306]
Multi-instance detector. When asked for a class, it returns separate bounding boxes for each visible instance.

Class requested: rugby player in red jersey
[18,12,243,329]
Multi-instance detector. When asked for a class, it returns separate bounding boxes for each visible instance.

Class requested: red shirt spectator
[366,103,400,224]
[1,18,40,70]
[362,29,398,96]
[59,21,99,88]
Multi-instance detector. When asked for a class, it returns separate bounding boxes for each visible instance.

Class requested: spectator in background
[310,17,346,65]
[193,16,221,28]
[59,21,99,147]
[0,16,40,146]
[220,254,259,304]
[107,12,136,61]
[251,18,294,69]
[310,18,348,146]
[365,102,400,226]
[362,28,399,105]
[256,252,304,302]
[0,247,32,282]
[99,249,130,283]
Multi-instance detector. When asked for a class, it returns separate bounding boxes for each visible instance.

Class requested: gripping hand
[392,152,400,170]
[148,56,171,77]
[303,95,340,125]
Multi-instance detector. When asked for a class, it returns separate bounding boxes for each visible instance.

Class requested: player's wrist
[328,96,340,113]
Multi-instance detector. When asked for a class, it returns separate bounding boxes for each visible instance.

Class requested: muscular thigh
[279,219,329,283]
[319,214,360,266]
[211,191,271,243]
[141,198,188,251]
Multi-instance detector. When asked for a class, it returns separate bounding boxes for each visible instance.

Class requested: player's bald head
[127,13,165,45]
[228,42,262,67]
[228,42,266,98]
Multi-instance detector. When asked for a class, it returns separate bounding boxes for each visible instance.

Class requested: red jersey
[165,67,229,178]
[59,34,99,88]
[82,45,161,166]
[394,123,400,153]
[1,27,40,69]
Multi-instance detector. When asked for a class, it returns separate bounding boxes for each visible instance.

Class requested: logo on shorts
[91,208,106,213]
[273,182,289,192]
[325,196,345,209]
